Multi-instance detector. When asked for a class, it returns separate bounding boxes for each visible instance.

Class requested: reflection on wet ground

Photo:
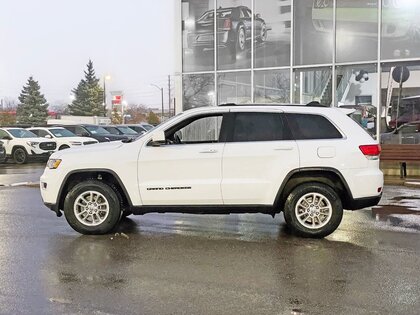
[0,163,44,185]
[372,188,420,230]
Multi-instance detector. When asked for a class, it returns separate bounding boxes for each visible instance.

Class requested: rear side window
[285,114,343,140]
[231,112,288,142]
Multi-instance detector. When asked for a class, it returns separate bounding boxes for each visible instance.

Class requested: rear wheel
[13,147,28,164]
[63,180,121,235]
[283,183,343,238]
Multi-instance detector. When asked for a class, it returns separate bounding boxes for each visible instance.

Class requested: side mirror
[45,134,52,139]
[2,136,12,141]
[255,13,261,19]
[150,130,165,146]
[81,132,90,137]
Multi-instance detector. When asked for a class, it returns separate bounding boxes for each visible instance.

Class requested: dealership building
[174,0,420,148]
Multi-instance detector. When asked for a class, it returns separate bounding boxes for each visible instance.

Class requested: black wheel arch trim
[55,168,134,211]
[274,167,354,209]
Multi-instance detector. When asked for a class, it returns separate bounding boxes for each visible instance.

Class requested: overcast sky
[0,0,175,108]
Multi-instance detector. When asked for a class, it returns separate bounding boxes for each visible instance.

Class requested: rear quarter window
[285,113,343,140]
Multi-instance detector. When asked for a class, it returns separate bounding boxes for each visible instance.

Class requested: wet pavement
[0,164,419,314]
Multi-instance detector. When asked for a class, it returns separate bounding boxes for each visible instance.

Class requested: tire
[63,180,122,235]
[283,183,343,238]
[13,147,28,164]
[257,23,267,43]
[59,145,70,150]
[230,26,246,61]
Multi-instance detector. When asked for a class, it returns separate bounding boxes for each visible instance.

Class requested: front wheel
[63,180,121,235]
[283,183,343,238]
[13,147,28,164]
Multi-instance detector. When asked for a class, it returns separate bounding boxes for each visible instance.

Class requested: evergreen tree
[68,60,105,116]
[16,77,49,125]
[147,111,160,125]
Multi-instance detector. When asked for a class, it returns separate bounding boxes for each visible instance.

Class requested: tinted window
[30,129,40,136]
[285,114,342,140]
[232,113,286,142]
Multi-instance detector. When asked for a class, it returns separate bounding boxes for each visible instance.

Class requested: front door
[138,113,227,206]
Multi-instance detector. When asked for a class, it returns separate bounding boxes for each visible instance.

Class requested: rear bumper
[345,194,382,210]
[44,202,62,217]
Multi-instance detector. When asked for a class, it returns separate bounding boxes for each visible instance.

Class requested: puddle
[372,205,420,221]
[391,196,420,202]
[372,205,420,231]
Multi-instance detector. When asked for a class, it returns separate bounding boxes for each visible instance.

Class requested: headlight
[26,141,39,148]
[47,159,62,169]
[69,141,82,146]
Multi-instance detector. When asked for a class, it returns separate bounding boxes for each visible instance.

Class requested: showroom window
[218,72,251,104]
[293,67,332,105]
[254,70,290,103]
[294,0,333,66]
[336,0,378,63]
[183,74,215,110]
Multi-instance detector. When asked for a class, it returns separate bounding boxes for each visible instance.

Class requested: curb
[0,182,40,188]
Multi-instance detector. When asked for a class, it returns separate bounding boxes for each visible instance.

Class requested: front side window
[231,112,287,142]
[285,113,343,140]
[167,115,223,144]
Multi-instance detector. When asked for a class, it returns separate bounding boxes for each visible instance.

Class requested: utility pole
[168,75,172,117]
[151,84,164,121]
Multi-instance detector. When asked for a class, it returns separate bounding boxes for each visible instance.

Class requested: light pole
[151,84,164,121]
[103,75,111,115]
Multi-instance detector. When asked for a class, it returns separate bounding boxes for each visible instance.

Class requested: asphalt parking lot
[0,164,419,314]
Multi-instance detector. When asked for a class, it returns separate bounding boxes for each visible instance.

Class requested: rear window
[285,114,343,140]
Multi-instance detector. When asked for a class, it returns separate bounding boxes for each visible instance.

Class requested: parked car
[102,125,138,140]
[0,127,56,164]
[0,141,6,163]
[123,124,148,135]
[57,125,128,143]
[188,6,268,60]
[27,127,99,150]
[41,104,383,238]
[139,123,154,131]
[381,121,420,144]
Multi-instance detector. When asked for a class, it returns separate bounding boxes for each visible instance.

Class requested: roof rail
[306,101,328,107]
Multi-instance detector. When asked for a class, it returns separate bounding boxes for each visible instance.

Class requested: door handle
[200,149,218,154]
[274,146,293,151]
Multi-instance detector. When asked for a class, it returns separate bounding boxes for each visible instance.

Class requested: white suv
[28,127,99,150]
[0,127,57,164]
[40,105,383,238]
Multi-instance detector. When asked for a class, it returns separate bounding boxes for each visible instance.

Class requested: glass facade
[180,0,420,141]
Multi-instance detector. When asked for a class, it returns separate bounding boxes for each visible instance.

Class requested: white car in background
[27,127,98,151]
[0,127,57,164]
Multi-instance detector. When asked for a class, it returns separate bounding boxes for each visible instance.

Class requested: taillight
[223,18,232,30]
[359,144,381,160]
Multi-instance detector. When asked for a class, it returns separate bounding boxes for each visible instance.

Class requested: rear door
[221,110,299,205]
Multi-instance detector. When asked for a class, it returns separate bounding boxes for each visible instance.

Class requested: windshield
[85,126,111,135]
[104,127,121,135]
[49,128,76,138]
[7,129,38,138]
[117,126,138,135]
[141,124,154,131]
